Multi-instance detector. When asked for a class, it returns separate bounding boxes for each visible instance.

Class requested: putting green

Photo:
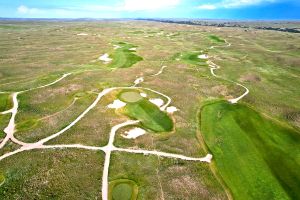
[109,179,138,200]
[119,91,143,103]
[200,100,300,200]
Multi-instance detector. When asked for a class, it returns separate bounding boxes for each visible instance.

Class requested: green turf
[109,42,143,69]
[200,100,300,200]
[109,179,138,200]
[208,35,225,43]
[121,98,173,132]
[0,93,12,112]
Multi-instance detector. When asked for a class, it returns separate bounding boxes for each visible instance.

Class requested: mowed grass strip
[208,35,225,43]
[109,179,138,200]
[109,42,143,69]
[200,101,300,200]
[120,98,173,132]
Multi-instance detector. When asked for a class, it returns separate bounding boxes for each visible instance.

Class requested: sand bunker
[113,45,121,49]
[99,53,112,64]
[107,99,126,109]
[166,106,178,113]
[134,77,144,85]
[140,93,147,97]
[121,127,146,139]
[198,54,209,59]
[149,98,164,107]
[77,33,88,36]
[129,47,137,51]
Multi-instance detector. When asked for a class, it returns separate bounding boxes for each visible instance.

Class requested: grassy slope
[121,99,173,132]
[200,100,300,200]
[109,42,143,69]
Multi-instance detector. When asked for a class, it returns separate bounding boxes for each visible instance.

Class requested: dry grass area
[0,20,299,199]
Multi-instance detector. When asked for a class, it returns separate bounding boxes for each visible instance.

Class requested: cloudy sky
[0,0,299,19]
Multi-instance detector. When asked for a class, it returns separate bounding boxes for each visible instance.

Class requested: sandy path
[101,120,139,200]
[0,74,72,149]
[207,41,250,103]
[114,147,213,162]
[0,65,213,200]
[151,65,167,76]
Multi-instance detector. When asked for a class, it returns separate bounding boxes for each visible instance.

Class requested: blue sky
[0,0,299,19]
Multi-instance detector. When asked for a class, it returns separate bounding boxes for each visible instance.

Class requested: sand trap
[107,99,126,109]
[77,33,88,36]
[198,54,209,59]
[166,106,178,113]
[121,127,146,139]
[149,98,164,107]
[99,53,112,64]
[113,45,121,49]
[134,77,144,85]
[140,93,147,97]
[129,47,137,51]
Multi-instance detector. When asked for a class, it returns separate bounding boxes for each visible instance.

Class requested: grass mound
[109,179,138,200]
[200,100,300,200]
[120,97,173,132]
[208,35,225,43]
[109,42,143,69]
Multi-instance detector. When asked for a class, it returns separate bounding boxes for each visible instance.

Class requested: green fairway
[200,100,300,200]
[109,179,138,200]
[120,97,173,132]
[109,42,143,69]
[208,35,225,43]
[179,51,208,66]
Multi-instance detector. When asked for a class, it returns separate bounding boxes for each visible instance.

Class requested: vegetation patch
[208,35,225,43]
[109,42,143,69]
[0,93,12,112]
[119,91,173,132]
[0,172,4,186]
[200,100,300,200]
[108,179,138,200]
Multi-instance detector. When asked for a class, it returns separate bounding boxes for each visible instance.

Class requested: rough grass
[200,100,300,200]
[109,42,143,69]
[0,93,12,112]
[208,35,225,43]
[120,98,173,132]
[109,179,138,200]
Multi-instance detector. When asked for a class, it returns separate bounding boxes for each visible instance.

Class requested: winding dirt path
[207,40,249,103]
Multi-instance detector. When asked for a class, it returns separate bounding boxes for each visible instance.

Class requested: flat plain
[0,20,299,200]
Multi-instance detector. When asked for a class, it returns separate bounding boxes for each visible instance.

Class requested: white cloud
[197,4,217,10]
[121,0,180,11]
[17,5,42,14]
[197,0,277,10]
